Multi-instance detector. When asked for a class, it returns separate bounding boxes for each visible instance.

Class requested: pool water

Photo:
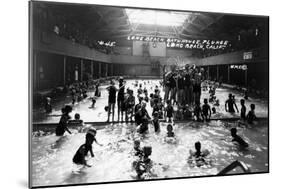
[31,120,268,187]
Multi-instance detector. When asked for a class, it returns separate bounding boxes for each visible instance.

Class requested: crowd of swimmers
[40,64,261,179]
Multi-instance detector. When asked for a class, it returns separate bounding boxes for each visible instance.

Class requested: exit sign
[243,52,253,60]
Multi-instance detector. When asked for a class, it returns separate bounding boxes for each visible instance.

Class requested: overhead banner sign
[230,64,248,70]
[127,35,230,50]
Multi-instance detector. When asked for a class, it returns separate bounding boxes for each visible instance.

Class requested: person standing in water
[117,77,125,122]
[73,128,102,167]
[56,105,72,136]
[225,93,239,113]
[106,80,117,122]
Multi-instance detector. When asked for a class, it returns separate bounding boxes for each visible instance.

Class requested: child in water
[194,101,203,122]
[225,93,239,113]
[246,104,257,124]
[91,97,96,108]
[68,113,83,125]
[240,99,246,120]
[152,111,160,133]
[212,107,216,114]
[133,140,143,158]
[137,116,149,134]
[165,100,174,123]
[230,128,249,148]
[188,141,210,167]
[56,105,72,136]
[166,124,175,138]
[72,128,102,167]
[134,146,153,180]
[202,98,211,121]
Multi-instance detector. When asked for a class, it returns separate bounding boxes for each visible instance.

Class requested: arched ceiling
[35,2,268,46]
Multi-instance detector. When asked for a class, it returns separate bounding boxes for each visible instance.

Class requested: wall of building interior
[32,30,268,92]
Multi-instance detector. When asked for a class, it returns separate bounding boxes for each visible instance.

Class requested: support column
[63,56,66,85]
[245,68,248,87]
[105,64,108,77]
[90,60,94,79]
[207,66,210,80]
[80,59,83,81]
[216,65,219,81]
[111,64,114,76]
[98,62,102,78]
[227,65,230,83]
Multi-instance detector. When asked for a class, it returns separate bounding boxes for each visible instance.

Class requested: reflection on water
[32,120,268,187]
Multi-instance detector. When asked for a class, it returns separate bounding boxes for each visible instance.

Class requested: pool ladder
[217,160,251,175]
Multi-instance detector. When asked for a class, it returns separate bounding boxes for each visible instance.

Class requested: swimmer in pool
[133,146,153,180]
[230,128,249,148]
[165,100,174,123]
[133,140,144,158]
[194,100,203,122]
[240,99,246,120]
[246,104,257,124]
[56,105,72,136]
[72,128,101,167]
[188,141,210,167]
[211,107,216,114]
[68,113,83,125]
[91,97,96,108]
[137,116,149,134]
[202,98,211,121]
[166,124,175,138]
[152,111,160,133]
[225,93,239,113]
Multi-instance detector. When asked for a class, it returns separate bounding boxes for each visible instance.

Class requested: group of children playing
[49,75,258,179]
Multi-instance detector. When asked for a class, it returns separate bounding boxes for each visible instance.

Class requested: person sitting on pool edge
[72,128,102,167]
[56,105,72,136]
[247,104,257,124]
[225,93,239,113]
[230,128,249,148]
[202,98,211,122]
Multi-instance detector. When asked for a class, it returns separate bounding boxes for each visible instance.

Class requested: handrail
[217,160,251,175]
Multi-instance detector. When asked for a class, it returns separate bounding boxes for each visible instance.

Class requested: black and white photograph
[29,0,269,188]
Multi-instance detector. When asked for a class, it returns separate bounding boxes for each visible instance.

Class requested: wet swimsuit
[108,86,117,103]
[152,120,160,132]
[56,114,70,136]
[232,135,249,147]
[166,106,174,118]
[202,104,210,116]
[73,144,94,165]
[226,99,235,112]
